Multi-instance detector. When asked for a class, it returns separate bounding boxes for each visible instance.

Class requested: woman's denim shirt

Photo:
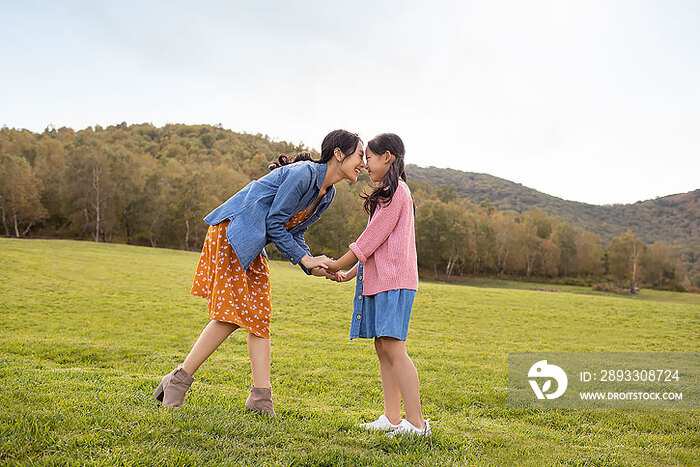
[203,160,335,274]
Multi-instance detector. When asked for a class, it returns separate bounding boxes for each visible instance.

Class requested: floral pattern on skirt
[190,206,312,338]
[191,220,272,338]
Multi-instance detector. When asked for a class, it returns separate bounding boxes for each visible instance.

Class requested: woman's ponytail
[268,152,314,171]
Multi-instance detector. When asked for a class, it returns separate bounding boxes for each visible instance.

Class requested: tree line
[0,123,693,293]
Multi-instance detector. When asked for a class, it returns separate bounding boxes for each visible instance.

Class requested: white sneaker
[386,419,431,438]
[358,414,402,432]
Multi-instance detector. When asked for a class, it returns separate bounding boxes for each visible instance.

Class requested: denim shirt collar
[314,162,328,191]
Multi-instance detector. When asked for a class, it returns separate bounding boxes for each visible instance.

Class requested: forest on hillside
[407,166,699,249]
[1,123,696,292]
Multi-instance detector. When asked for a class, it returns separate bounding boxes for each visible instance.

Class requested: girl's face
[338,141,365,182]
[364,146,395,183]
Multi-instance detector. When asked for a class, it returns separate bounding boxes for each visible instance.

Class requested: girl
[327,133,430,437]
[154,129,365,416]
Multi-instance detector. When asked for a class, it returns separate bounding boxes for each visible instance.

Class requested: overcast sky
[2,0,698,205]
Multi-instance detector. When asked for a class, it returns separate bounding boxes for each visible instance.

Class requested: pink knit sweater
[349,180,419,296]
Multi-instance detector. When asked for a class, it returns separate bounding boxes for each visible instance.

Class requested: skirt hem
[349,333,407,341]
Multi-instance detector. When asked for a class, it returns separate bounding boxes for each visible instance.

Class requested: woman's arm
[265,167,330,270]
[292,227,315,275]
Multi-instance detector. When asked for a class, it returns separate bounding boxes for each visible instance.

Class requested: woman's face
[364,146,394,183]
[338,141,366,182]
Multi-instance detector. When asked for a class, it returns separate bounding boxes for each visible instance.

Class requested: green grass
[0,238,698,466]
[422,274,700,305]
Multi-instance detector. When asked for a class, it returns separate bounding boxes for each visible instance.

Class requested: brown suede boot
[245,385,276,416]
[153,365,195,408]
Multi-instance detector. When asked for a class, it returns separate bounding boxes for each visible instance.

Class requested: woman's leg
[181,320,240,375]
[247,332,271,388]
[375,338,402,424]
[244,332,275,416]
[380,337,425,428]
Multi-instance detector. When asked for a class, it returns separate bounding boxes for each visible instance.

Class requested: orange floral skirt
[190,220,272,338]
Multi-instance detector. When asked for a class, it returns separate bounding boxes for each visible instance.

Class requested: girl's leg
[182,320,240,375]
[380,337,425,428]
[375,338,402,424]
[247,332,271,388]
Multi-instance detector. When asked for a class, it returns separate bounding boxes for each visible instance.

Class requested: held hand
[301,254,332,270]
[311,266,335,279]
[321,270,350,282]
[324,271,345,282]
[334,271,350,282]
[325,259,341,273]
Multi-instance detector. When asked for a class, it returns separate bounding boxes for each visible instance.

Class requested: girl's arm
[346,261,359,278]
[326,249,357,273]
[340,262,359,281]
[326,188,407,273]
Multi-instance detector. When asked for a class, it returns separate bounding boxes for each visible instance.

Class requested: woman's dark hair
[361,133,411,218]
[268,129,361,170]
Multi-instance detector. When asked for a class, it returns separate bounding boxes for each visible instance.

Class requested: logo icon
[528,360,568,399]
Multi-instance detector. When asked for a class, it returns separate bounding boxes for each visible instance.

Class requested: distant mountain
[406,165,699,251]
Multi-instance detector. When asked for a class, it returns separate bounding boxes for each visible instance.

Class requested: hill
[407,165,699,250]
[1,123,695,287]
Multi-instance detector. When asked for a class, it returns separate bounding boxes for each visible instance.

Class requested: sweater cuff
[349,242,367,263]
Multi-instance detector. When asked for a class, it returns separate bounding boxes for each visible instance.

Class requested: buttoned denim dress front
[350,263,416,341]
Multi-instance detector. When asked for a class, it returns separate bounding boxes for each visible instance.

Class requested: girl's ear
[383,150,394,164]
[334,147,343,161]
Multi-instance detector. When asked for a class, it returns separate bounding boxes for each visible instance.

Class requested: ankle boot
[153,365,195,408]
[245,385,276,416]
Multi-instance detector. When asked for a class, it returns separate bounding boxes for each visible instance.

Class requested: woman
[154,129,365,415]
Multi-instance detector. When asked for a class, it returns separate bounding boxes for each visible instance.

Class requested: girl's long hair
[268,129,361,170]
[361,133,411,218]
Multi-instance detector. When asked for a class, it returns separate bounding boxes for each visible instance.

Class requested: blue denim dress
[350,263,416,341]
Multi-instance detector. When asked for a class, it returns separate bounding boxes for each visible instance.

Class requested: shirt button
[356,314,361,319]
[358,295,362,300]
[359,275,363,280]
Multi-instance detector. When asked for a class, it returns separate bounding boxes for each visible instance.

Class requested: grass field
[1,238,698,466]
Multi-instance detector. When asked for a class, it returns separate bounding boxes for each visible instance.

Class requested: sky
[1,0,698,205]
